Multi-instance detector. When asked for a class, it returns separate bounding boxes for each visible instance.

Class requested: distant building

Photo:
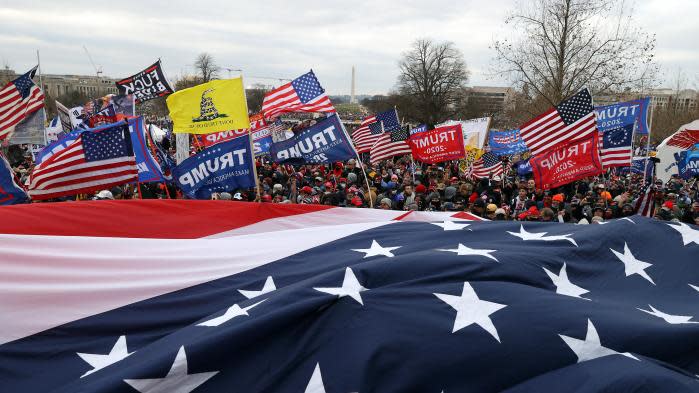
[40,74,119,98]
[463,86,515,114]
[647,88,698,111]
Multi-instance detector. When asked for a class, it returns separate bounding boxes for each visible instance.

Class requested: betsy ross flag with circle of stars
[520,88,599,156]
[0,201,697,392]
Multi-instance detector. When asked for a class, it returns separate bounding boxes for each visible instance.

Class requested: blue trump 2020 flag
[270,114,356,164]
[596,98,650,135]
[0,154,28,205]
[128,117,169,183]
[676,143,699,179]
[489,129,528,156]
[0,204,698,392]
[173,136,255,199]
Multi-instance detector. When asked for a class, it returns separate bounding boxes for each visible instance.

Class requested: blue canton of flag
[368,121,384,135]
[290,71,325,104]
[0,216,698,392]
[0,153,28,205]
[602,125,633,149]
[374,109,401,132]
[12,71,36,99]
[82,124,133,162]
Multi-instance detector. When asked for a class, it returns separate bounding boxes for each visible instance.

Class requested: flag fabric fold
[520,89,598,156]
[0,67,45,141]
[351,109,400,153]
[27,122,137,200]
[0,201,697,392]
[261,71,335,119]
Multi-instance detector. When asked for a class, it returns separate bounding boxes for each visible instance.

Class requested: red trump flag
[409,124,466,164]
[530,133,604,189]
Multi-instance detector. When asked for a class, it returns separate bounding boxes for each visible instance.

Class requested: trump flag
[173,136,255,199]
[531,133,604,189]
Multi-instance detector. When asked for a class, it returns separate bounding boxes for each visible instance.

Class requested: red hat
[663,200,674,209]
[325,182,333,188]
[339,177,347,183]
[261,194,272,202]
[469,192,478,204]
[527,206,540,216]
[415,184,427,193]
[450,177,458,183]
[301,186,313,194]
[552,194,564,203]
[351,196,363,206]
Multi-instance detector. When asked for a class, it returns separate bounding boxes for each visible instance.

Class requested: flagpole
[339,113,373,207]
[240,73,261,202]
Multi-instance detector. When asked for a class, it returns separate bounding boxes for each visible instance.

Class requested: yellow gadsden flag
[167,78,250,134]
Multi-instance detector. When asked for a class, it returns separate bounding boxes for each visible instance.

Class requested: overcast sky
[1,0,697,95]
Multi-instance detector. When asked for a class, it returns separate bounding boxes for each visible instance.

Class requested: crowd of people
[5,130,699,226]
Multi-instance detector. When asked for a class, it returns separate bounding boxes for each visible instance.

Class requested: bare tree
[397,39,470,126]
[492,0,656,109]
[194,53,220,82]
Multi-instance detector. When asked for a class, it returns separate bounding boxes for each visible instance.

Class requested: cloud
[0,1,696,94]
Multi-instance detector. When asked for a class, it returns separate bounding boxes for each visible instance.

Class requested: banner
[410,124,427,136]
[127,117,169,183]
[68,106,86,129]
[595,98,650,135]
[55,100,71,132]
[488,129,528,156]
[88,105,117,128]
[167,78,250,134]
[0,153,28,205]
[459,117,490,149]
[173,135,256,199]
[201,113,266,147]
[676,144,699,179]
[8,108,46,146]
[116,60,175,103]
[409,124,466,164]
[269,114,356,164]
[45,117,63,143]
[530,134,604,189]
[35,130,82,165]
[516,159,533,177]
[252,127,273,157]
[655,119,699,183]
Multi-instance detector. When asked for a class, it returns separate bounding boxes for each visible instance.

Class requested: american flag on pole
[261,70,335,119]
[635,184,656,218]
[369,126,411,164]
[600,124,634,168]
[1,201,698,392]
[28,122,138,200]
[520,89,598,156]
[350,109,401,153]
[0,66,45,141]
[471,151,504,179]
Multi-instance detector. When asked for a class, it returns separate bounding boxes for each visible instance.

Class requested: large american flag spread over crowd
[0,201,697,393]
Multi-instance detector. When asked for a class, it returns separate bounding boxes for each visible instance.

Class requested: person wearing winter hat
[350,196,363,207]
[485,203,498,219]
[444,186,457,202]
[94,190,114,200]
[415,184,427,194]
[379,198,392,210]
[494,208,507,220]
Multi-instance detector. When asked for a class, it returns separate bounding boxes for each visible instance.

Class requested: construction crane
[82,46,103,77]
